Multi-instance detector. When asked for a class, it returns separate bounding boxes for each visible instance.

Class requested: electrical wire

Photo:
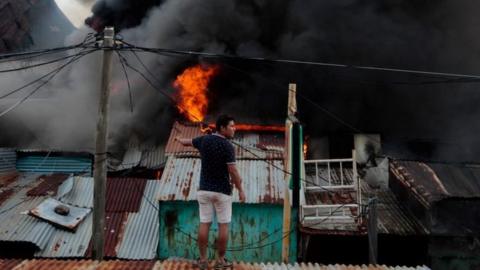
[0,48,99,118]
[119,41,480,80]
[115,51,134,113]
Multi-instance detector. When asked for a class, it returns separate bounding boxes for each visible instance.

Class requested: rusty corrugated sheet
[106,178,147,212]
[12,259,96,270]
[95,260,156,270]
[0,259,431,269]
[35,214,92,258]
[117,180,160,259]
[0,259,22,270]
[0,171,18,187]
[165,122,203,156]
[26,174,69,196]
[0,174,56,249]
[85,212,127,258]
[165,122,284,160]
[391,160,480,204]
[158,157,285,204]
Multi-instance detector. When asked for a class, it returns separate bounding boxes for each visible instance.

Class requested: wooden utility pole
[282,83,298,263]
[92,26,114,260]
[368,197,378,264]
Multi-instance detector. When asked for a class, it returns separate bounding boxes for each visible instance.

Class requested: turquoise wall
[158,201,297,262]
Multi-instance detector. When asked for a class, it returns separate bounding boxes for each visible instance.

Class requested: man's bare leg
[198,222,211,261]
[217,223,229,261]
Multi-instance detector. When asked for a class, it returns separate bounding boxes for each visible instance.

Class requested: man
[176,115,245,269]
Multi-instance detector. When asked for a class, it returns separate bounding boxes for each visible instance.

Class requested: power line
[115,51,134,113]
[0,48,99,118]
[119,42,480,80]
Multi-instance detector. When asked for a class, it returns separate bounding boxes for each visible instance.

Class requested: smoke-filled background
[1,0,480,162]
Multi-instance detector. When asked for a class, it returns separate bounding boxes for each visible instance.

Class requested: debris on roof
[29,198,90,231]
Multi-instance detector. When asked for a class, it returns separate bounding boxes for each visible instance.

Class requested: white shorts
[197,190,232,224]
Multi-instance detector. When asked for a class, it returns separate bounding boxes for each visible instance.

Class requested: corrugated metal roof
[0,171,18,187]
[16,156,92,175]
[0,174,56,249]
[0,259,431,270]
[158,157,285,204]
[361,182,428,236]
[0,173,160,259]
[165,122,284,160]
[26,174,69,196]
[85,212,128,258]
[117,180,160,259]
[0,148,16,174]
[111,145,167,172]
[302,166,426,235]
[35,214,92,257]
[58,176,93,208]
[390,160,480,205]
[106,178,147,212]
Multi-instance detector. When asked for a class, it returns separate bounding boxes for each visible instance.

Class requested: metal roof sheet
[390,160,480,205]
[0,174,56,249]
[0,259,431,270]
[111,145,167,172]
[58,176,93,208]
[117,180,160,259]
[29,198,91,231]
[302,167,426,235]
[0,148,16,174]
[158,157,285,204]
[0,171,18,188]
[26,174,69,196]
[165,122,284,160]
[35,214,92,258]
[106,178,147,212]
[361,182,428,236]
[16,156,92,175]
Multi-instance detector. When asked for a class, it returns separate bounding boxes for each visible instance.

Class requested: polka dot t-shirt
[192,134,236,195]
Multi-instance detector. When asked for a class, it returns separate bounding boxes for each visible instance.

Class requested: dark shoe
[193,259,209,270]
[214,258,233,269]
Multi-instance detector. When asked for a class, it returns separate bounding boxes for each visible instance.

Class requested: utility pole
[283,83,300,263]
[92,26,114,260]
[368,197,378,264]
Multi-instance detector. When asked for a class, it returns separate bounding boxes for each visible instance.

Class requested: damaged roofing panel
[158,157,285,204]
[106,178,147,212]
[165,122,284,159]
[0,196,55,250]
[390,160,480,205]
[117,180,160,259]
[0,148,16,174]
[58,177,93,208]
[139,146,167,169]
[35,214,92,258]
[29,198,90,231]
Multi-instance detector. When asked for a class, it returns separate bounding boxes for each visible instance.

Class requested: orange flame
[173,64,219,122]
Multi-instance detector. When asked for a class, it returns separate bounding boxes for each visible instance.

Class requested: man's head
[216,115,235,138]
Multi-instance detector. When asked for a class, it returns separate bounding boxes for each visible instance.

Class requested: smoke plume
[2,0,480,162]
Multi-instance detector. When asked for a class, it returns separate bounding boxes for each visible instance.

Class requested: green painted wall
[158,201,297,262]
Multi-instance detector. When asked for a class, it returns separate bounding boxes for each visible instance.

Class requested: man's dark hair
[216,114,234,131]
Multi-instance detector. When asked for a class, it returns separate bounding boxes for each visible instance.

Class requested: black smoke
[4,0,480,162]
